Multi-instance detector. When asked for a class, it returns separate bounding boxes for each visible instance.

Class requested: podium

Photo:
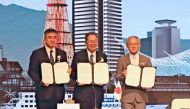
[171,99,190,109]
[57,103,80,109]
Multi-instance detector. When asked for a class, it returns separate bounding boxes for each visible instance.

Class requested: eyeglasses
[87,41,98,44]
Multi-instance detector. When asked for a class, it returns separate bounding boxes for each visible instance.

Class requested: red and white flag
[114,80,122,101]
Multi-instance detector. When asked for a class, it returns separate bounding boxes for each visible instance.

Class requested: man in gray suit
[116,35,152,109]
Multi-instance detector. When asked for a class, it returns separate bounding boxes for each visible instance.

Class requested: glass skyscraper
[72,0,124,74]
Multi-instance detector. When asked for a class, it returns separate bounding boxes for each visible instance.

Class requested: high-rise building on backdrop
[72,0,124,74]
[72,0,99,51]
[152,19,180,58]
[103,0,124,73]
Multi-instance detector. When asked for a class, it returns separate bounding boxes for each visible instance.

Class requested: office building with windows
[72,0,124,74]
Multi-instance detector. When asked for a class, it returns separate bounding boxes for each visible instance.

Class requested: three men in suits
[28,28,71,109]
[116,35,152,109]
[71,32,107,109]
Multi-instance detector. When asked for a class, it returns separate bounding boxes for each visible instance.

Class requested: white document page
[94,63,109,84]
[171,99,190,109]
[141,67,156,88]
[41,63,54,84]
[77,63,92,84]
[54,62,70,84]
[125,64,141,87]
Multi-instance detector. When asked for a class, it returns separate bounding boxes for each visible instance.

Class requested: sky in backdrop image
[0,0,190,73]
[1,0,190,39]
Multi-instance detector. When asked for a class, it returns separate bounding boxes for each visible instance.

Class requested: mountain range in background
[0,4,46,71]
[0,4,190,71]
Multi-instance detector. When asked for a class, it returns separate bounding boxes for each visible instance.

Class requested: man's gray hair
[126,35,141,44]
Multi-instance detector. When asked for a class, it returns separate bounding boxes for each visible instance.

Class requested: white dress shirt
[129,53,139,65]
[87,49,96,63]
[45,46,56,62]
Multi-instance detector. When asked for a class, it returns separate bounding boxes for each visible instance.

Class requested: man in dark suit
[116,35,152,109]
[71,32,107,109]
[28,28,71,109]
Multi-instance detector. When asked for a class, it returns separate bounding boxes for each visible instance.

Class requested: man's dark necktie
[50,50,54,64]
[90,54,94,64]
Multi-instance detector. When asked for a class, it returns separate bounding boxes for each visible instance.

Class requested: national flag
[114,80,122,101]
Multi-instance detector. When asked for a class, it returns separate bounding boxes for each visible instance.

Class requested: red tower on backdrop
[44,0,73,65]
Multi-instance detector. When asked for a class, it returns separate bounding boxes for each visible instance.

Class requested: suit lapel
[84,50,90,62]
[127,53,142,65]
[42,47,50,63]
[96,51,99,62]
[126,54,131,64]
[139,54,142,66]
[139,54,146,66]
[55,48,59,63]
[84,49,99,63]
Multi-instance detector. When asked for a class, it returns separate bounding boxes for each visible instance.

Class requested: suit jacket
[28,46,67,100]
[71,49,107,107]
[116,53,152,103]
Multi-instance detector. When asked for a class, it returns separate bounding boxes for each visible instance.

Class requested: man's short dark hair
[44,28,57,36]
[85,32,98,43]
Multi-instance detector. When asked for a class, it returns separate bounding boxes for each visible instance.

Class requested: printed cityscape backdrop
[0,0,190,109]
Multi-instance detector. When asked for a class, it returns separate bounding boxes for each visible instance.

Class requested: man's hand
[76,80,86,86]
[122,70,127,77]
[43,83,50,87]
[41,81,50,87]
[67,67,72,75]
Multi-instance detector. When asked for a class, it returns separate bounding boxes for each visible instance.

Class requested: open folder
[125,64,156,88]
[77,63,109,84]
[41,62,70,84]
[171,99,190,109]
